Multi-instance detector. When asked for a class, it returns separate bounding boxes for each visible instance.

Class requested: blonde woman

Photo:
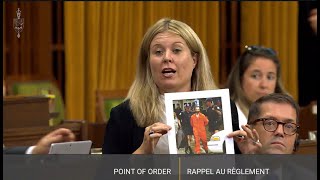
[102,18,239,154]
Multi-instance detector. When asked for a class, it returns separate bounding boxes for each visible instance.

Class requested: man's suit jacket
[3,146,29,154]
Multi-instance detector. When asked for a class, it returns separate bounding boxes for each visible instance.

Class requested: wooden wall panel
[4,2,60,95]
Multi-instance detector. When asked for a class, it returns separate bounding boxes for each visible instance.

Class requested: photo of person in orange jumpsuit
[190,106,209,154]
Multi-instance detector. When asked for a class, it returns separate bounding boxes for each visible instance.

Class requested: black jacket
[102,99,241,154]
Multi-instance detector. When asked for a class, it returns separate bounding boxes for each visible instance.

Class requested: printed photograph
[165,89,235,154]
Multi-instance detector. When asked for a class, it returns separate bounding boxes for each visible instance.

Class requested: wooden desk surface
[4,95,49,103]
[296,140,317,154]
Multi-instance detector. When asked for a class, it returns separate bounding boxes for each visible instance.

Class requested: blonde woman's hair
[126,18,218,127]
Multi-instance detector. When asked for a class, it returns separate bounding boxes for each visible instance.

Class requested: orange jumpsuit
[190,112,209,154]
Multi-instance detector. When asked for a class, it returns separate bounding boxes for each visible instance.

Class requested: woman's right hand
[134,122,171,154]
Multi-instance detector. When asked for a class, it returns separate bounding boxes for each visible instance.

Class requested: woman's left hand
[227,124,262,154]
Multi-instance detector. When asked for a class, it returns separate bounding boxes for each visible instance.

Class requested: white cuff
[25,146,36,154]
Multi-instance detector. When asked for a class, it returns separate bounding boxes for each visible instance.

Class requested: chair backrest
[95,89,128,123]
[299,101,317,140]
[6,75,65,126]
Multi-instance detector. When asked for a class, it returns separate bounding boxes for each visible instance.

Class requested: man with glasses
[228,94,316,180]
[228,93,300,154]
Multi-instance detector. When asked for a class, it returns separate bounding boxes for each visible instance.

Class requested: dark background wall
[298,1,318,106]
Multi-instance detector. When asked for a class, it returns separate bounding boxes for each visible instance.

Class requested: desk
[91,148,102,154]
[87,122,106,148]
[3,121,85,147]
[3,96,50,128]
[296,140,317,154]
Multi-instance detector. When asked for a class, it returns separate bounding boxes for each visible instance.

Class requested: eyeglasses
[251,118,299,135]
[245,45,277,56]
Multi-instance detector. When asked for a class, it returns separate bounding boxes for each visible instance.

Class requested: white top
[153,95,169,154]
[235,102,248,130]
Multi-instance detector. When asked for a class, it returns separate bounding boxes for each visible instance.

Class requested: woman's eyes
[251,73,261,79]
[155,50,163,55]
[153,48,182,55]
[173,49,182,53]
[267,74,276,80]
[250,73,276,81]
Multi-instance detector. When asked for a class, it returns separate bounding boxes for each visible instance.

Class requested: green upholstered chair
[96,90,128,123]
[87,90,128,148]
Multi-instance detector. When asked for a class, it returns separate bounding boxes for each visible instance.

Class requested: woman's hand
[134,122,171,154]
[227,125,262,154]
